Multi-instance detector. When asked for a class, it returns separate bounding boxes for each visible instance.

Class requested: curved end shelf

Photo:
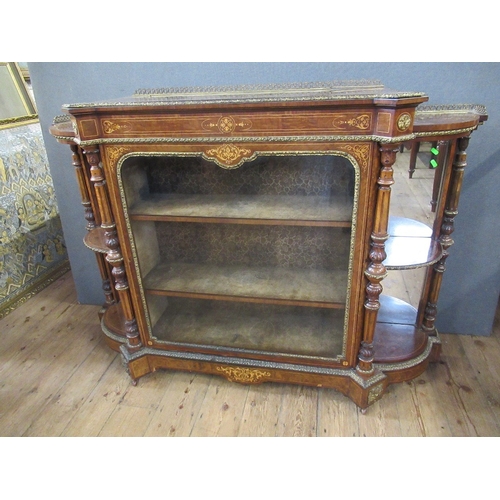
[413,104,487,137]
[374,295,427,364]
[384,216,441,270]
[83,227,108,253]
[101,303,128,352]
[49,115,76,144]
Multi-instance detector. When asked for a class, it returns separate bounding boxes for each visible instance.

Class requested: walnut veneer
[50,80,487,410]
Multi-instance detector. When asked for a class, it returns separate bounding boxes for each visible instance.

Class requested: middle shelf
[84,217,442,298]
[135,220,351,309]
[143,261,348,308]
[384,216,441,269]
[129,193,354,227]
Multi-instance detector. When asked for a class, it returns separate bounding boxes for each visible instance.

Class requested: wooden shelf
[129,193,353,227]
[102,302,128,337]
[374,295,427,363]
[151,297,345,359]
[83,227,108,253]
[101,303,129,352]
[143,261,348,308]
[384,237,442,269]
[384,216,441,269]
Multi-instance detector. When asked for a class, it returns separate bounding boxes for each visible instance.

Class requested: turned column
[70,144,97,231]
[357,143,398,375]
[70,144,116,313]
[83,145,142,351]
[422,135,470,335]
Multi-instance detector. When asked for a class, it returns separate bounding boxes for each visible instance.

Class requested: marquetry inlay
[107,146,131,166]
[332,114,371,131]
[335,143,371,170]
[103,120,132,134]
[201,116,253,134]
[376,112,392,134]
[204,143,254,168]
[216,365,272,384]
[80,119,99,138]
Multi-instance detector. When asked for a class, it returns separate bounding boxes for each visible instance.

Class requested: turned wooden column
[70,144,97,231]
[422,135,470,335]
[357,143,398,375]
[83,146,142,351]
[70,144,116,313]
[94,254,116,317]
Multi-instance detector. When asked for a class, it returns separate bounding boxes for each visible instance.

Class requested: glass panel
[148,296,346,358]
[122,154,356,361]
[383,141,448,324]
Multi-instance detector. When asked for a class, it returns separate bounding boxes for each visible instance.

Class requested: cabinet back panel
[155,222,351,271]
[145,155,355,198]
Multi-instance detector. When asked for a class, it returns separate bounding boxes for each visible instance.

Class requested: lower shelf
[103,293,429,368]
[374,295,427,363]
[104,293,439,410]
[149,297,346,360]
[100,302,128,351]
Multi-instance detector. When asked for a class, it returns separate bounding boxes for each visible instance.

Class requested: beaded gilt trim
[115,149,362,364]
[73,133,417,147]
[119,344,387,389]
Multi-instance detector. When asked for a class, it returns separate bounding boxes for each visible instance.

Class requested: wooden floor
[1,149,499,437]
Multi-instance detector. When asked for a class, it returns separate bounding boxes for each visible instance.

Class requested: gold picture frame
[0,62,38,130]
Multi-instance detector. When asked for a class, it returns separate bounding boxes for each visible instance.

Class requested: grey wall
[28,62,500,335]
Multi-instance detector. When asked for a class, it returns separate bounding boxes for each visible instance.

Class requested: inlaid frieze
[98,111,375,140]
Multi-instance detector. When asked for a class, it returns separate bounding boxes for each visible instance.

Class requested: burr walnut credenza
[49,80,487,411]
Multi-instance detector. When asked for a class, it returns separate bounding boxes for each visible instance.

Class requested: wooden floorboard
[0,150,499,437]
[1,268,497,437]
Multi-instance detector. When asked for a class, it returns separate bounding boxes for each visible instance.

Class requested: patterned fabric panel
[0,123,68,316]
